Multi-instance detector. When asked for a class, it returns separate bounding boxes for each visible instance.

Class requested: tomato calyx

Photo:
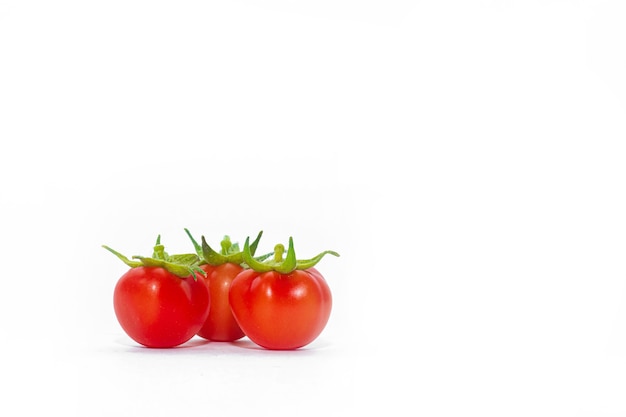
[102,235,205,280]
[184,229,272,267]
[242,236,340,274]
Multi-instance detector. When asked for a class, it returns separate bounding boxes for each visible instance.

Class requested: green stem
[274,244,285,262]
[152,235,165,259]
[220,236,232,255]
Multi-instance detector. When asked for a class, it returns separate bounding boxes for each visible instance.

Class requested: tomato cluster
[103,231,338,350]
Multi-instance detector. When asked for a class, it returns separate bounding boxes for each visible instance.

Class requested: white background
[1,0,625,416]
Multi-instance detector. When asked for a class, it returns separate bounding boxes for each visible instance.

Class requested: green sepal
[296,250,341,270]
[185,228,202,256]
[275,238,297,274]
[240,250,273,269]
[102,236,206,280]
[102,245,142,268]
[242,237,274,273]
[201,236,230,265]
[185,229,269,267]
[168,253,202,265]
[132,255,205,280]
[242,236,340,274]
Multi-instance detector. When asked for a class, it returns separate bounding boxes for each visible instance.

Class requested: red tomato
[113,266,210,348]
[197,263,245,341]
[229,267,332,350]
[184,229,269,342]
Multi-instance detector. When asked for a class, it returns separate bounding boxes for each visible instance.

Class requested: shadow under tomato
[115,336,211,351]
[226,338,331,352]
[114,335,331,355]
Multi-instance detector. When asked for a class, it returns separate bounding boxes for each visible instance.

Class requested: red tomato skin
[113,266,210,348]
[229,268,332,350]
[197,263,246,341]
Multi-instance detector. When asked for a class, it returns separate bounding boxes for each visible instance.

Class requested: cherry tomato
[184,229,268,342]
[114,266,210,348]
[196,263,245,341]
[104,236,210,348]
[229,267,332,350]
[229,236,338,350]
